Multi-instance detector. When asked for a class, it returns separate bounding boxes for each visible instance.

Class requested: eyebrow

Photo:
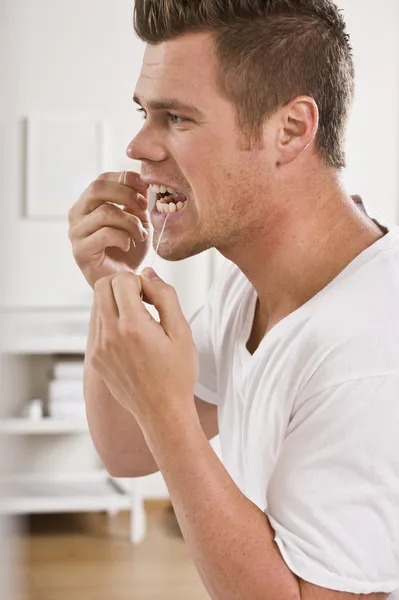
[133,94,203,118]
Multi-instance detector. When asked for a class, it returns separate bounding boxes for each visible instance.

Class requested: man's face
[127,32,274,261]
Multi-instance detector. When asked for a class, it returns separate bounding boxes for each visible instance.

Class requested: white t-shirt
[191,227,399,597]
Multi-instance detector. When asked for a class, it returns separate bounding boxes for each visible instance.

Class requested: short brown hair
[133,0,355,169]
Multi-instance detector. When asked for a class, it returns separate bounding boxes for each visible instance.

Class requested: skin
[128,32,382,340]
[70,30,389,600]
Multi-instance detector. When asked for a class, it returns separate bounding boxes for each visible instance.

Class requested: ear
[276,96,319,166]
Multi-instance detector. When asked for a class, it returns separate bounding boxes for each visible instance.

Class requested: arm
[84,301,218,477]
[90,271,393,600]
[145,410,387,600]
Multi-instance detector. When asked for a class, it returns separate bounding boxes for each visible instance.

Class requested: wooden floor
[13,502,209,600]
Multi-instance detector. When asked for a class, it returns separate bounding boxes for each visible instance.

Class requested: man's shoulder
[287,231,399,395]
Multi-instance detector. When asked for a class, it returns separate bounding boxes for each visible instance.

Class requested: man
[68,1,399,598]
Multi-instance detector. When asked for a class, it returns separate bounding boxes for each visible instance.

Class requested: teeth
[156,200,187,214]
[150,184,177,195]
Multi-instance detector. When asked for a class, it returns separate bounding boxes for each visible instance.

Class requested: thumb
[140,268,187,337]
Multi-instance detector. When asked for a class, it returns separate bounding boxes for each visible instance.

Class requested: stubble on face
[135,33,273,262]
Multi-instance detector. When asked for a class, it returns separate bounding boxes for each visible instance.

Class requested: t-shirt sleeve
[266,374,399,595]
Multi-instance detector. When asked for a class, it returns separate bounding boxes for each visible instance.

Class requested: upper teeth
[151,184,176,194]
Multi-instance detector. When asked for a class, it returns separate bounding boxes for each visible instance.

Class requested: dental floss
[139,198,169,301]
[118,171,169,292]
[151,212,169,269]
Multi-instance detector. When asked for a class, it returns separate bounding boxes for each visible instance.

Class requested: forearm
[84,302,158,477]
[143,406,300,600]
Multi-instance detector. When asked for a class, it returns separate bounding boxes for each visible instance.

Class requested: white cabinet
[0,309,146,543]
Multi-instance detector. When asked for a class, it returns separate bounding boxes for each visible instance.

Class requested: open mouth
[150,184,188,214]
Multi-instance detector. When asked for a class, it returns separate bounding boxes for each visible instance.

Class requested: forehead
[135,32,220,106]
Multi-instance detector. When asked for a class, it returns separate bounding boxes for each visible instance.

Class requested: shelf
[0,471,132,515]
[0,418,89,435]
[0,336,89,355]
[0,308,91,354]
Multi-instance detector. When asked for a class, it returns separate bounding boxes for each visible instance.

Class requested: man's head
[127,0,355,260]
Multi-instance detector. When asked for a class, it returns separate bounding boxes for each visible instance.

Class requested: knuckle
[96,172,113,181]
[88,179,106,195]
[113,272,141,291]
[93,275,112,292]
[67,205,75,224]
[119,318,139,338]
[96,204,113,221]
[68,222,80,243]
[97,226,114,243]
[93,279,102,293]
[160,283,176,299]
[101,332,118,352]
[71,245,81,263]
[127,213,140,226]
[115,271,134,283]
[71,240,86,263]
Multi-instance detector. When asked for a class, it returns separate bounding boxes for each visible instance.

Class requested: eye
[167,113,189,126]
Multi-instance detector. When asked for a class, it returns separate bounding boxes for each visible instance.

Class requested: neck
[219,173,384,335]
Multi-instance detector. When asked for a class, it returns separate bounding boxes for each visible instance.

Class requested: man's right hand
[68,171,152,289]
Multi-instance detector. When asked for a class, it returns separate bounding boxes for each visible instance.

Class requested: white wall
[338,0,399,224]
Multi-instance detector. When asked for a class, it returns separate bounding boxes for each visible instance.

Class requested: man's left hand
[90,269,199,429]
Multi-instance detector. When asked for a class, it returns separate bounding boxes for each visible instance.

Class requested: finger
[94,276,120,323]
[111,273,157,325]
[70,203,149,244]
[97,170,149,190]
[123,194,150,220]
[75,181,148,219]
[103,170,148,191]
[140,269,188,338]
[72,227,133,262]
[69,172,149,221]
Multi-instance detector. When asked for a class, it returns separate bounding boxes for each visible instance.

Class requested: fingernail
[142,268,159,280]
[141,229,149,241]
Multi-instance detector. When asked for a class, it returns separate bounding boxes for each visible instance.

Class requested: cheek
[173,135,241,209]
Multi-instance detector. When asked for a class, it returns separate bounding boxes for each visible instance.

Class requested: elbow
[103,458,159,479]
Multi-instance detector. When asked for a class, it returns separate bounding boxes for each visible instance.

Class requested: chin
[158,238,213,262]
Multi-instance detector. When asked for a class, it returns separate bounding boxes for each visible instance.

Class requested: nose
[126,123,168,164]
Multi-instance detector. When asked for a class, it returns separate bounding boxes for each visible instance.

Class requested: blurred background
[0,1,398,599]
